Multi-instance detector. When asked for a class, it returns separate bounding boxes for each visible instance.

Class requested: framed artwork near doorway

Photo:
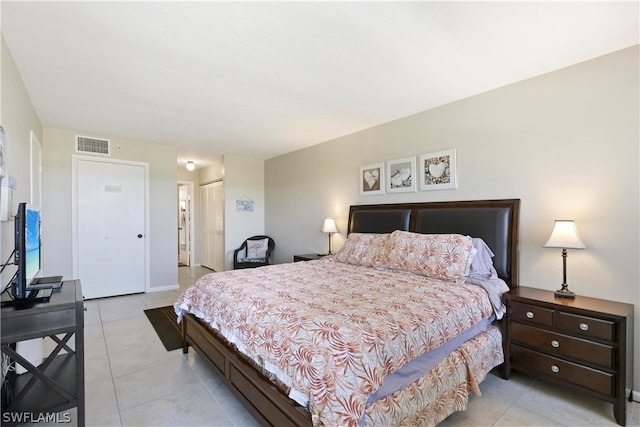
[0,126,6,179]
[30,131,42,207]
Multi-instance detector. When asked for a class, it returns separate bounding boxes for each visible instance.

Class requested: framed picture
[236,195,254,212]
[386,156,416,193]
[419,149,457,191]
[359,162,384,196]
[30,131,42,206]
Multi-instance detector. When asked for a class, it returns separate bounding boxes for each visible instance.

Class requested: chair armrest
[233,242,249,269]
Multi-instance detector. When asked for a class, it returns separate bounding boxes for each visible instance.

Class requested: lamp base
[554,287,575,299]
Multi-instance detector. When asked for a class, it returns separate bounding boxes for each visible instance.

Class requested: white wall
[266,46,640,389]
[3,35,179,292]
[42,128,178,291]
[0,37,43,283]
[197,158,224,184]
[223,155,265,270]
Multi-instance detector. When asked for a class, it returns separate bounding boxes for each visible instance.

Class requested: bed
[175,199,520,426]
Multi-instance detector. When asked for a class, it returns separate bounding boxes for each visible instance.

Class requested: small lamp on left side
[321,217,338,255]
[186,161,195,171]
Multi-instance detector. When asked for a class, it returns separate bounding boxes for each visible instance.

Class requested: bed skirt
[182,313,503,427]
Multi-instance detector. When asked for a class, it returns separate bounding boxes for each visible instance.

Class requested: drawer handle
[579,323,589,331]
[526,311,535,319]
[551,340,560,348]
[551,365,560,373]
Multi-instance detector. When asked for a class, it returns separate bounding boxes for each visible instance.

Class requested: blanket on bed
[175,258,495,426]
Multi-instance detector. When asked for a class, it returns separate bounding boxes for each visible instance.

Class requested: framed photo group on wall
[360,148,457,195]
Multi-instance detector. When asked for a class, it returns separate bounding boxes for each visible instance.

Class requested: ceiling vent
[76,135,110,156]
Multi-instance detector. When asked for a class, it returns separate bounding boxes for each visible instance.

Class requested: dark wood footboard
[182,313,312,427]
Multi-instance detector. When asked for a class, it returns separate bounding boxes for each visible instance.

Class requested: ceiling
[2,2,638,168]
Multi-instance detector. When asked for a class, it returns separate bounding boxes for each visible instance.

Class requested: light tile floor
[40,267,640,426]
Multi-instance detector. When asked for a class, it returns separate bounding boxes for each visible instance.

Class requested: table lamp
[321,217,338,255]
[543,220,585,298]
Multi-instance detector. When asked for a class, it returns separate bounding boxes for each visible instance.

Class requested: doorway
[177,182,194,267]
[72,156,149,299]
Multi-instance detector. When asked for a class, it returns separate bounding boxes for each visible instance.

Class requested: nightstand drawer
[511,323,614,368]
[511,345,614,397]
[557,311,614,341]
[510,301,553,327]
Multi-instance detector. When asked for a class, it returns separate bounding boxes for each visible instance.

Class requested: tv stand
[0,288,52,308]
[1,280,84,426]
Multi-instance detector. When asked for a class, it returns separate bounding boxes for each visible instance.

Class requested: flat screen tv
[12,203,41,300]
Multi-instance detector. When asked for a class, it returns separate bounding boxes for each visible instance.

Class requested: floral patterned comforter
[174,258,495,427]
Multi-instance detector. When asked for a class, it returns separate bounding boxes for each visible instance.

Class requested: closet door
[211,182,224,272]
[200,185,212,269]
[200,181,224,271]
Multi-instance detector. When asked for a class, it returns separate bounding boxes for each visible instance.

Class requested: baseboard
[148,284,179,293]
[632,389,640,403]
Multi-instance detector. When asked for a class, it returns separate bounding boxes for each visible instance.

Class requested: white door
[200,181,224,271]
[76,159,146,299]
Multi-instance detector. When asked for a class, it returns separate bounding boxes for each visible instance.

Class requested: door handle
[137,234,143,238]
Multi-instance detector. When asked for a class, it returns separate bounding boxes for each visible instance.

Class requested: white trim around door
[71,155,150,296]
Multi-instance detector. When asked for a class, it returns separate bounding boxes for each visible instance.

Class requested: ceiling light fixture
[186,161,195,171]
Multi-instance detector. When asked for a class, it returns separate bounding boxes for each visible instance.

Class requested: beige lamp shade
[321,217,338,234]
[543,220,585,249]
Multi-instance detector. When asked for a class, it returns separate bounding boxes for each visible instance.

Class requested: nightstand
[504,287,634,426]
[293,254,325,262]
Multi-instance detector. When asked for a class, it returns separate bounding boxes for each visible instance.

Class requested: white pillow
[246,238,269,259]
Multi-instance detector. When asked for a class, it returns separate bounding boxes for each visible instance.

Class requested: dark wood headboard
[348,199,520,289]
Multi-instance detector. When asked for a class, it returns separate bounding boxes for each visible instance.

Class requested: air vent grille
[76,135,110,155]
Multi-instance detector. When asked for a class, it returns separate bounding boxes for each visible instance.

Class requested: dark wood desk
[1,280,84,426]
